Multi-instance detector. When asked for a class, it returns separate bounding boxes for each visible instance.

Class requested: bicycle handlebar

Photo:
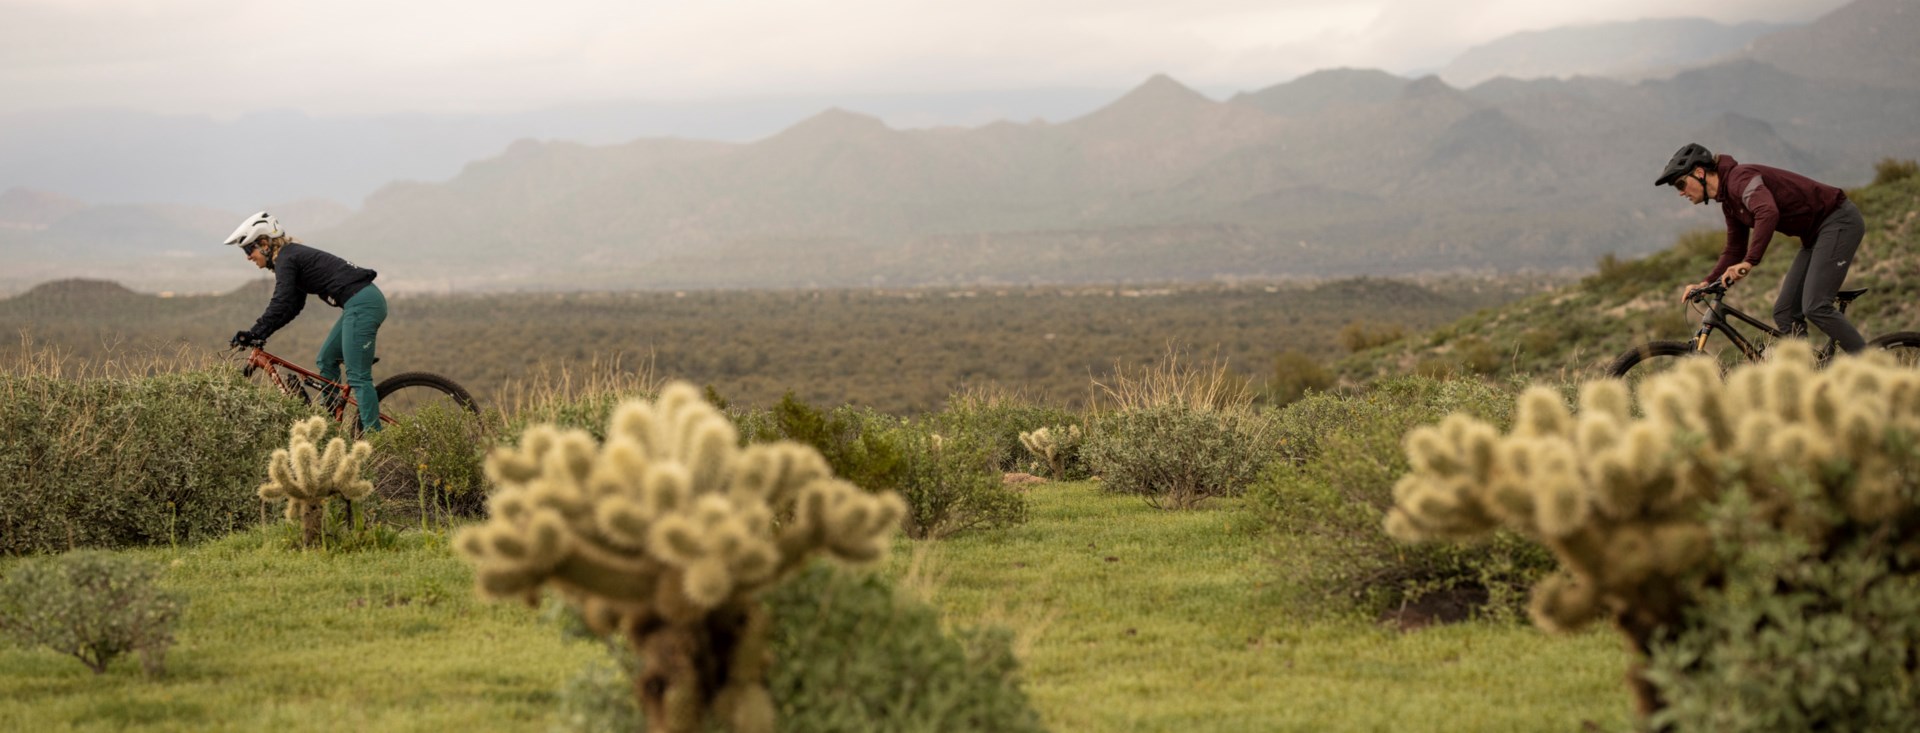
[1687,282,1728,303]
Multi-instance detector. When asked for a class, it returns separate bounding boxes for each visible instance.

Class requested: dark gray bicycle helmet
[1655,143,1716,186]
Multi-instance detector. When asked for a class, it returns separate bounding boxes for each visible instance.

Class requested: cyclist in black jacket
[226,212,388,432]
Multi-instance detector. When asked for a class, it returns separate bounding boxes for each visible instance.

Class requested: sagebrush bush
[0,550,184,676]
[891,423,1028,539]
[0,369,308,553]
[1250,376,1551,619]
[735,393,909,495]
[1267,351,1334,407]
[1083,403,1277,509]
[734,394,1029,539]
[1385,343,1920,720]
[1644,499,1920,732]
[366,403,498,524]
[554,562,1045,733]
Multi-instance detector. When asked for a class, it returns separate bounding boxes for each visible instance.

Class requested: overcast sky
[0,0,1851,118]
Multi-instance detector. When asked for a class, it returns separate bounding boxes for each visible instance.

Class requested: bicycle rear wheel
[375,371,478,421]
[1868,332,1920,367]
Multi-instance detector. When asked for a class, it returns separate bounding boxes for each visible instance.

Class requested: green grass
[1,485,1633,732]
[0,531,601,732]
[886,482,1633,732]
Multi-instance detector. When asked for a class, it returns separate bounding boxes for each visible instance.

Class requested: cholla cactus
[456,382,906,733]
[259,416,374,546]
[1385,341,1920,716]
[1019,425,1082,479]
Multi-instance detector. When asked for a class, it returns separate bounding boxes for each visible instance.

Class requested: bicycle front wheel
[1868,332,1920,367]
[1606,340,1704,378]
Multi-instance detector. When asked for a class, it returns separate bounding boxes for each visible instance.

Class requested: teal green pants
[317,284,388,432]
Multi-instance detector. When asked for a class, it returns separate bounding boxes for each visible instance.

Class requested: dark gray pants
[1774,200,1866,353]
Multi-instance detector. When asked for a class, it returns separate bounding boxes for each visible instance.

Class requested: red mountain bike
[232,345,477,430]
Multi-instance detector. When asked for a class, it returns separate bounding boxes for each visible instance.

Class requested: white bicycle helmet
[223,211,283,248]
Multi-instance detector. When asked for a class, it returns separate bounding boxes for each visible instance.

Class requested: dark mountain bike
[231,344,478,431]
[1607,282,1920,380]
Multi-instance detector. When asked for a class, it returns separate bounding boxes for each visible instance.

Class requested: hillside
[1439,17,1785,87]
[1337,169,1920,381]
[1739,0,1920,91]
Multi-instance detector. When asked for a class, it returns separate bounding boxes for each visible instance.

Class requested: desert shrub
[366,403,498,524]
[1267,351,1334,407]
[934,393,1086,476]
[1871,156,1918,186]
[554,562,1044,733]
[0,369,308,553]
[1645,497,1920,732]
[1338,320,1407,353]
[736,393,909,495]
[735,395,1027,538]
[0,550,184,676]
[1452,336,1505,375]
[1385,343,1920,721]
[1252,376,1550,618]
[890,422,1028,539]
[1083,403,1277,509]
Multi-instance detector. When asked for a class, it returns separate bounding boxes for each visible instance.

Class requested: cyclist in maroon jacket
[1656,143,1866,353]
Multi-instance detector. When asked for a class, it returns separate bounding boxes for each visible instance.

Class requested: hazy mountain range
[3,0,1917,295]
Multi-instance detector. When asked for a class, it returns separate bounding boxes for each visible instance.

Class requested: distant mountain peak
[1113,74,1211,108]
[0,187,89,229]
[777,107,893,139]
[1401,75,1459,99]
[17,278,137,301]
[1068,73,1218,132]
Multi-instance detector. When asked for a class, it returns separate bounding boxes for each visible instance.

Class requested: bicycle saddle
[1837,288,1869,303]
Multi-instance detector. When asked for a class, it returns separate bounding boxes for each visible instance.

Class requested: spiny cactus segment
[456,381,906,733]
[258,416,374,544]
[1385,342,1920,715]
[1019,424,1081,479]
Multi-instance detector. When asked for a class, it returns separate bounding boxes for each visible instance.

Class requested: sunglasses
[1670,178,1689,192]
[242,241,260,256]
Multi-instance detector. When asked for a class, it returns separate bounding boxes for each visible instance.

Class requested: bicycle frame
[239,347,396,427]
[1687,286,1844,363]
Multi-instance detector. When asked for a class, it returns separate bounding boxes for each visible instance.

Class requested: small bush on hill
[554,562,1045,733]
[0,550,184,676]
[1267,351,1335,407]
[1252,376,1551,619]
[1338,320,1407,353]
[1871,157,1918,187]
[1084,403,1277,509]
[0,370,307,553]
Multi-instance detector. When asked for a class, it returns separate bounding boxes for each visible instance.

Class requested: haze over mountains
[3,0,1916,295]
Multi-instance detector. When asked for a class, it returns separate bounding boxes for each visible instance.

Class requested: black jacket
[247,243,377,340]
